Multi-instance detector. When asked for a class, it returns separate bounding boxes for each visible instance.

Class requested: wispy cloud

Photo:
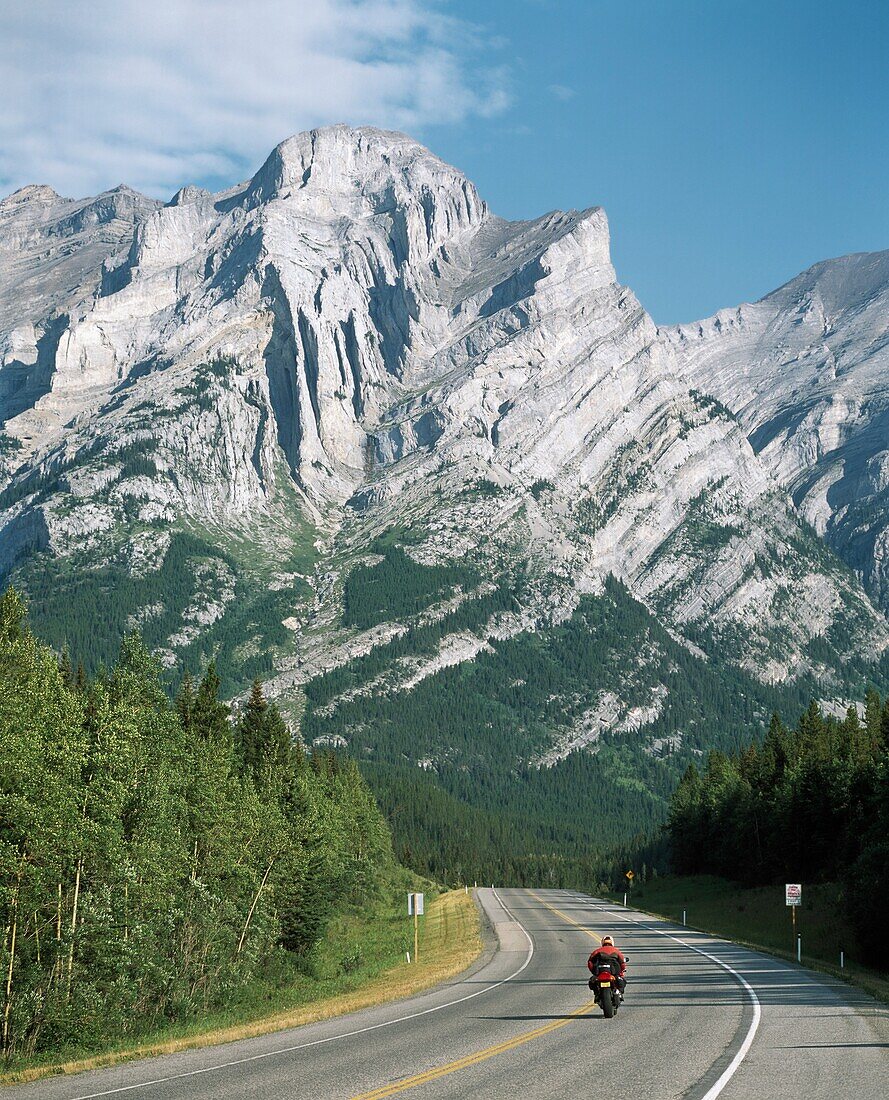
[548,84,575,102]
[0,0,510,198]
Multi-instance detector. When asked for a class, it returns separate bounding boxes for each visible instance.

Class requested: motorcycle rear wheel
[600,985,615,1018]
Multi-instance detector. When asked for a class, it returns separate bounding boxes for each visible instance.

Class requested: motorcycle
[588,955,628,1019]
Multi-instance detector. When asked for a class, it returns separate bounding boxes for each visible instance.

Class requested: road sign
[625,870,635,881]
[785,883,802,907]
[408,893,425,964]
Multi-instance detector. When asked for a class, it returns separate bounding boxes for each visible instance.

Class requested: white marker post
[408,892,424,963]
[785,883,802,958]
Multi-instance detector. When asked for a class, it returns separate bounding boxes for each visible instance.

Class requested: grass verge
[1,888,482,1086]
[625,874,889,1003]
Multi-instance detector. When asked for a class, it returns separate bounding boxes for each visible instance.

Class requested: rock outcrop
[666,250,889,613]
[0,125,885,731]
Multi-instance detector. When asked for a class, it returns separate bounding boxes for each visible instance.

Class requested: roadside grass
[1,888,482,1086]
[625,874,889,1003]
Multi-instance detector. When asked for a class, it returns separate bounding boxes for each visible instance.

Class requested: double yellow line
[350,999,597,1099]
[528,891,603,946]
[350,892,601,1100]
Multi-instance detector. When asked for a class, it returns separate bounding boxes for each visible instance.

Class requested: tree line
[307,575,818,890]
[667,693,889,967]
[0,588,396,1064]
[363,751,670,890]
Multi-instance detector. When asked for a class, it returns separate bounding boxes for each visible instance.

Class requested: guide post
[408,892,424,963]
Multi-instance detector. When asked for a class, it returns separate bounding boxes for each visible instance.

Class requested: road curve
[13,889,888,1100]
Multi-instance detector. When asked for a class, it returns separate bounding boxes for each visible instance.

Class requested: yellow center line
[349,893,602,1100]
[349,999,597,1099]
[527,891,603,944]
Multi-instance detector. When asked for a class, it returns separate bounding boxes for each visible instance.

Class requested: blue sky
[2,0,886,323]
[427,0,889,322]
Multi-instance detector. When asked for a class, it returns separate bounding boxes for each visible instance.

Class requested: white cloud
[0,0,509,198]
[548,84,575,102]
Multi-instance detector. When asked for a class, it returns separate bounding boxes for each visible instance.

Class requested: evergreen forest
[0,589,399,1065]
[306,575,833,888]
[667,694,889,967]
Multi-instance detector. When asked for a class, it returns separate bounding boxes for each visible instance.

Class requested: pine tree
[798,700,826,757]
[236,678,268,777]
[236,679,294,799]
[262,702,294,790]
[175,670,195,733]
[58,645,73,688]
[864,687,882,748]
[193,662,230,742]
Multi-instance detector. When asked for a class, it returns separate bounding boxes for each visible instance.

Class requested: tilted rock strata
[0,126,885,747]
[666,249,889,613]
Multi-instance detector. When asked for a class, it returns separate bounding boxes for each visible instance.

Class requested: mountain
[1,126,886,877]
[665,250,889,615]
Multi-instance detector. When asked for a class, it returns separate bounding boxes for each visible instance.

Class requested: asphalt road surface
[15,889,888,1099]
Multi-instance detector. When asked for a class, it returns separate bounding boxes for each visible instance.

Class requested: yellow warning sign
[625,870,635,880]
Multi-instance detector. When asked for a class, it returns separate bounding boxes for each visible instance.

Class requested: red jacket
[588,945,626,977]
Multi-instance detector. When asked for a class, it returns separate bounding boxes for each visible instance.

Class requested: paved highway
[16,889,888,1099]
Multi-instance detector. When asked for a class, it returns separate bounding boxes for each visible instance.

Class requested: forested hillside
[3,127,887,836]
[307,575,845,886]
[668,695,889,967]
[0,589,398,1065]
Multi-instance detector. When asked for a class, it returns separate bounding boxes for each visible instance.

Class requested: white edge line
[574,894,761,1100]
[66,888,535,1100]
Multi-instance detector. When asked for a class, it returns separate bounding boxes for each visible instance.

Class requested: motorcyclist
[587,935,627,998]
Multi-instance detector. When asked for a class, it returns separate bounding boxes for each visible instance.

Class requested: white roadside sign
[408,892,425,916]
[785,883,802,907]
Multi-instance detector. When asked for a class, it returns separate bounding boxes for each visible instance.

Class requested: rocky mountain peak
[245,125,486,242]
[760,249,889,317]
[0,128,886,712]
[0,184,64,209]
[669,246,889,614]
[167,185,213,207]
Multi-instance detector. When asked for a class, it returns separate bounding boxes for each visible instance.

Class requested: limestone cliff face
[0,127,490,502]
[666,250,889,614]
[0,125,885,703]
[0,183,161,458]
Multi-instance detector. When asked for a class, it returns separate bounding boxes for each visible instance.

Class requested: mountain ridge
[665,246,889,614]
[1,127,886,869]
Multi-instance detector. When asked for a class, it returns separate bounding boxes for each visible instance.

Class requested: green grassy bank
[2,886,482,1085]
[625,874,888,1002]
